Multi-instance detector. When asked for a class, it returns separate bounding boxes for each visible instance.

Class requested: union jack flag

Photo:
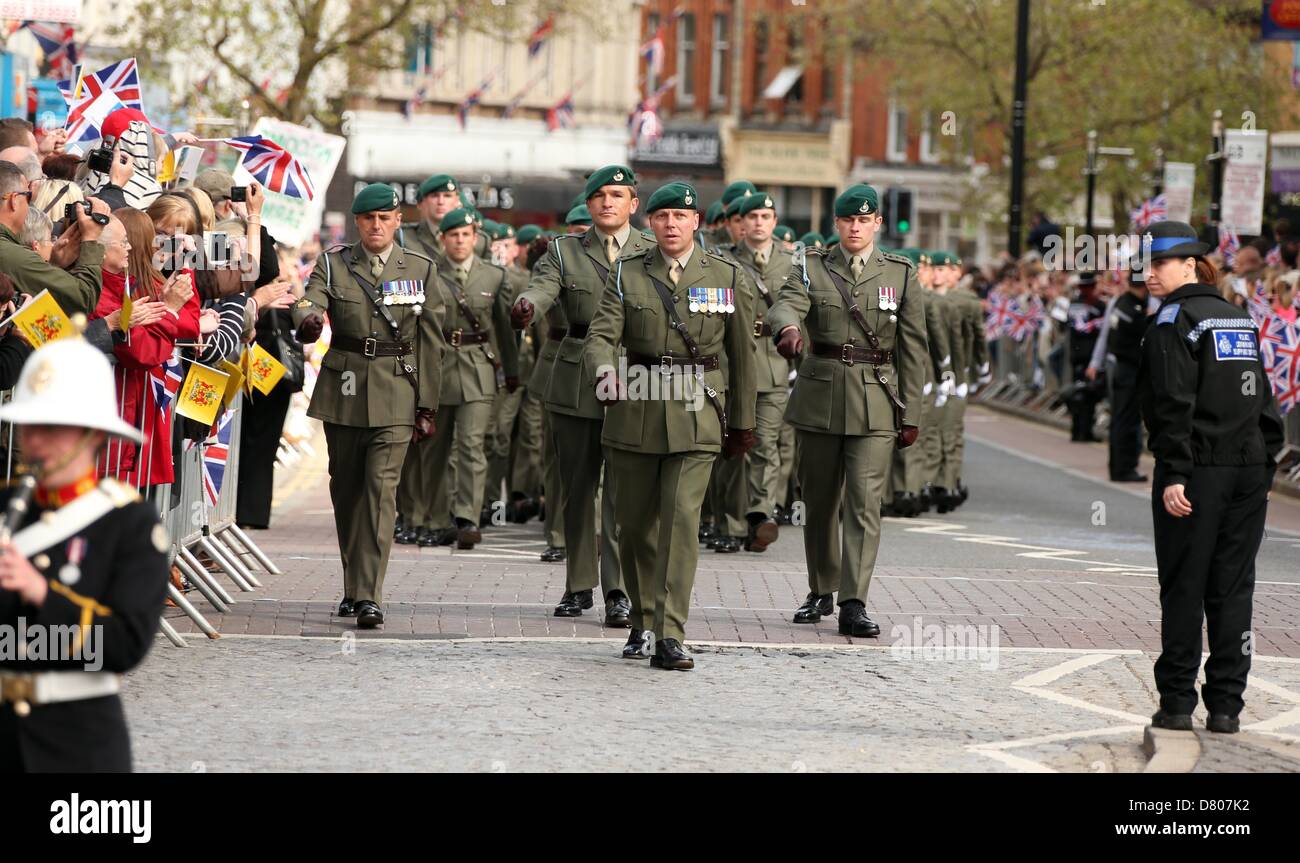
[22,21,77,78]
[58,57,143,114]
[456,72,496,129]
[63,88,126,149]
[202,408,235,508]
[640,28,666,79]
[984,291,1013,338]
[545,94,575,132]
[1128,193,1167,232]
[527,16,555,59]
[1217,226,1240,267]
[1266,244,1282,267]
[1006,297,1044,343]
[1247,279,1272,327]
[225,136,315,200]
[148,350,184,423]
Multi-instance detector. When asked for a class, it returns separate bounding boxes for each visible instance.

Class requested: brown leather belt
[332,334,413,357]
[548,326,568,340]
[444,328,490,347]
[627,351,720,372]
[566,322,590,339]
[752,321,771,338]
[812,342,893,366]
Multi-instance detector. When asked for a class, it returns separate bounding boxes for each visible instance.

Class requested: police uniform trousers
[235,383,292,529]
[607,448,714,641]
[1068,361,1099,440]
[746,388,788,517]
[709,452,748,538]
[549,412,622,595]
[796,429,894,603]
[429,399,494,525]
[484,384,526,509]
[0,696,131,772]
[510,391,546,501]
[397,436,436,530]
[323,422,410,603]
[1107,358,1143,478]
[1151,462,1268,717]
[939,394,968,489]
[539,408,565,549]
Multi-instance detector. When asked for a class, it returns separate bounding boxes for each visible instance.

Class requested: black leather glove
[722,428,756,459]
[511,297,534,330]
[504,376,520,394]
[296,313,323,344]
[775,326,803,360]
[896,424,919,449]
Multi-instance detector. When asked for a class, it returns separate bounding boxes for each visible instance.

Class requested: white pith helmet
[0,337,144,444]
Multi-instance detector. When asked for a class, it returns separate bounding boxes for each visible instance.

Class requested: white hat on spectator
[0,337,143,443]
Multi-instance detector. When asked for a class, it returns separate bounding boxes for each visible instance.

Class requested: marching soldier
[925,251,971,512]
[402,173,462,266]
[946,252,989,507]
[482,222,529,521]
[584,181,757,670]
[0,337,170,772]
[424,207,518,549]
[730,191,794,551]
[715,180,757,251]
[293,183,446,628]
[799,232,826,252]
[512,165,651,624]
[767,184,926,637]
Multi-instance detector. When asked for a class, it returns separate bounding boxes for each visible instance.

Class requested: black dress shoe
[712,535,742,553]
[457,523,482,549]
[553,589,594,617]
[622,629,653,659]
[698,522,719,543]
[920,484,934,509]
[746,518,779,552]
[355,600,384,628]
[393,515,406,538]
[793,592,834,623]
[933,486,952,514]
[336,597,356,617]
[604,591,632,627]
[511,495,540,524]
[1206,713,1240,734]
[1151,710,1194,731]
[434,527,458,546]
[1111,471,1148,483]
[837,601,880,638]
[416,527,439,547]
[945,488,964,510]
[394,525,419,545]
[650,638,694,670]
[775,505,793,526]
[540,545,567,563]
[957,483,969,503]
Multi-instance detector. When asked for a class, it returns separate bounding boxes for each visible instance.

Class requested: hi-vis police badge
[1213,329,1258,361]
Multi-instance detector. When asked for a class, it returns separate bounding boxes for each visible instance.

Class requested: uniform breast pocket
[810,291,842,336]
[628,302,659,342]
[326,294,367,332]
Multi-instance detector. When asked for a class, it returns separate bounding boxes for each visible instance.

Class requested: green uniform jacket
[731,243,795,393]
[935,291,968,387]
[293,243,447,427]
[922,287,952,383]
[953,285,990,380]
[0,224,103,317]
[766,246,927,434]
[435,257,519,406]
[520,229,656,420]
[584,246,757,454]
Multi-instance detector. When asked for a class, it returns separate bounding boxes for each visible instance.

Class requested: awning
[762,66,803,100]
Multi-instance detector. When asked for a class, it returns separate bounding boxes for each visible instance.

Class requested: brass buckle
[752,320,765,338]
[659,355,675,375]
[0,674,35,705]
[363,337,378,358]
[841,344,856,366]
[450,329,462,348]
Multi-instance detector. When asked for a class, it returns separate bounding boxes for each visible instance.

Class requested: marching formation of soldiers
[295,168,985,667]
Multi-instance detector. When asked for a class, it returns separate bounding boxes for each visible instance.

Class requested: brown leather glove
[594,370,626,405]
[896,424,919,449]
[504,375,520,394]
[775,326,803,360]
[412,408,436,442]
[296,313,323,344]
[722,428,756,459]
[510,297,534,330]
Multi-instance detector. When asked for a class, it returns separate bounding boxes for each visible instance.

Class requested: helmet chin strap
[36,429,101,483]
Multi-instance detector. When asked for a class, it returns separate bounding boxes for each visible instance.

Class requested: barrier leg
[158,616,188,647]
[174,551,234,610]
[198,535,257,592]
[224,523,282,575]
[168,582,220,639]
[211,530,264,588]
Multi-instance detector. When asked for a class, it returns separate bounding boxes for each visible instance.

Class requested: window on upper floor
[711,13,729,108]
[677,13,696,103]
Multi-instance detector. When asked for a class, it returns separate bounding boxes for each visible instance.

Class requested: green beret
[584,165,637,201]
[439,206,478,234]
[565,204,592,226]
[833,183,880,217]
[773,225,795,242]
[417,174,459,200]
[721,180,758,206]
[480,217,499,236]
[825,232,840,247]
[352,183,401,215]
[895,247,922,266]
[735,191,776,218]
[705,200,724,224]
[516,224,542,244]
[645,181,699,213]
[490,222,515,241]
[799,231,825,249]
[930,251,959,266]
[569,192,586,213]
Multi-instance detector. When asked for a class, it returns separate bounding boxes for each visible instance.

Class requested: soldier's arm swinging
[766,256,814,358]
[583,259,628,400]
[493,270,520,386]
[895,266,928,431]
[514,241,565,327]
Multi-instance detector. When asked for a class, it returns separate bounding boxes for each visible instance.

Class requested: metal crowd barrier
[974,331,1300,494]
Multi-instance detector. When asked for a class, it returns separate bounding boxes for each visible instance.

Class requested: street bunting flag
[527,16,555,59]
[22,21,77,78]
[545,93,575,132]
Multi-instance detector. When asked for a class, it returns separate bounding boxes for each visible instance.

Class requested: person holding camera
[0,161,108,316]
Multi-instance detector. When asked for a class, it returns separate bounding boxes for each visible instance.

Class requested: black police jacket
[1108,291,1149,367]
[1067,296,1106,366]
[1139,283,1286,487]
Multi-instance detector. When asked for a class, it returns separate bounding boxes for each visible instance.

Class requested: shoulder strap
[12,487,119,558]
[641,255,727,430]
[734,256,773,307]
[437,267,501,369]
[339,251,419,387]
[818,256,907,427]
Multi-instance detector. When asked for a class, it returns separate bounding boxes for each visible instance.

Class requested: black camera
[229,186,247,203]
[87,146,114,175]
[64,201,110,227]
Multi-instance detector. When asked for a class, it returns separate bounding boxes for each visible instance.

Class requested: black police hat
[1142,220,1210,261]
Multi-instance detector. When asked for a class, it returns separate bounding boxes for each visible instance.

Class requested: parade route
[125,408,1300,771]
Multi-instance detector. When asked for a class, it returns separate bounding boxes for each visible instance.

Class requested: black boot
[837,601,880,638]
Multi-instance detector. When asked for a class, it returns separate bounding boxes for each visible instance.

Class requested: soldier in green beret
[799,231,825,251]
[704,200,724,234]
[825,232,840,248]
[292,183,448,628]
[713,180,757,248]
[516,224,543,245]
[512,165,653,624]
[565,203,592,231]
[765,183,927,638]
[773,225,796,250]
[403,173,462,268]
[926,250,985,512]
[584,181,758,670]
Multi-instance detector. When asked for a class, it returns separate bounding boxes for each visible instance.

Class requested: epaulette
[400,247,436,266]
[802,246,827,258]
[1155,302,1181,326]
[882,250,914,271]
[99,478,142,507]
[621,244,652,261]
[704,250,739,269]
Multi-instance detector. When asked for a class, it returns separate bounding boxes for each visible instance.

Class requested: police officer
[0,337,169,772]
[425,207,518,549]
[512,165,653,624]
[1140,221,1285,733]
[731,191,793,551]
[1092,267,1151,482]
[767,184,926,637]
[294,183,446,628]
[584,181,757,669]
[1066,272,1106,442]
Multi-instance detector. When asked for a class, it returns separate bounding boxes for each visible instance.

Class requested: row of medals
[688,288,734,315]
[383,283,425,306]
